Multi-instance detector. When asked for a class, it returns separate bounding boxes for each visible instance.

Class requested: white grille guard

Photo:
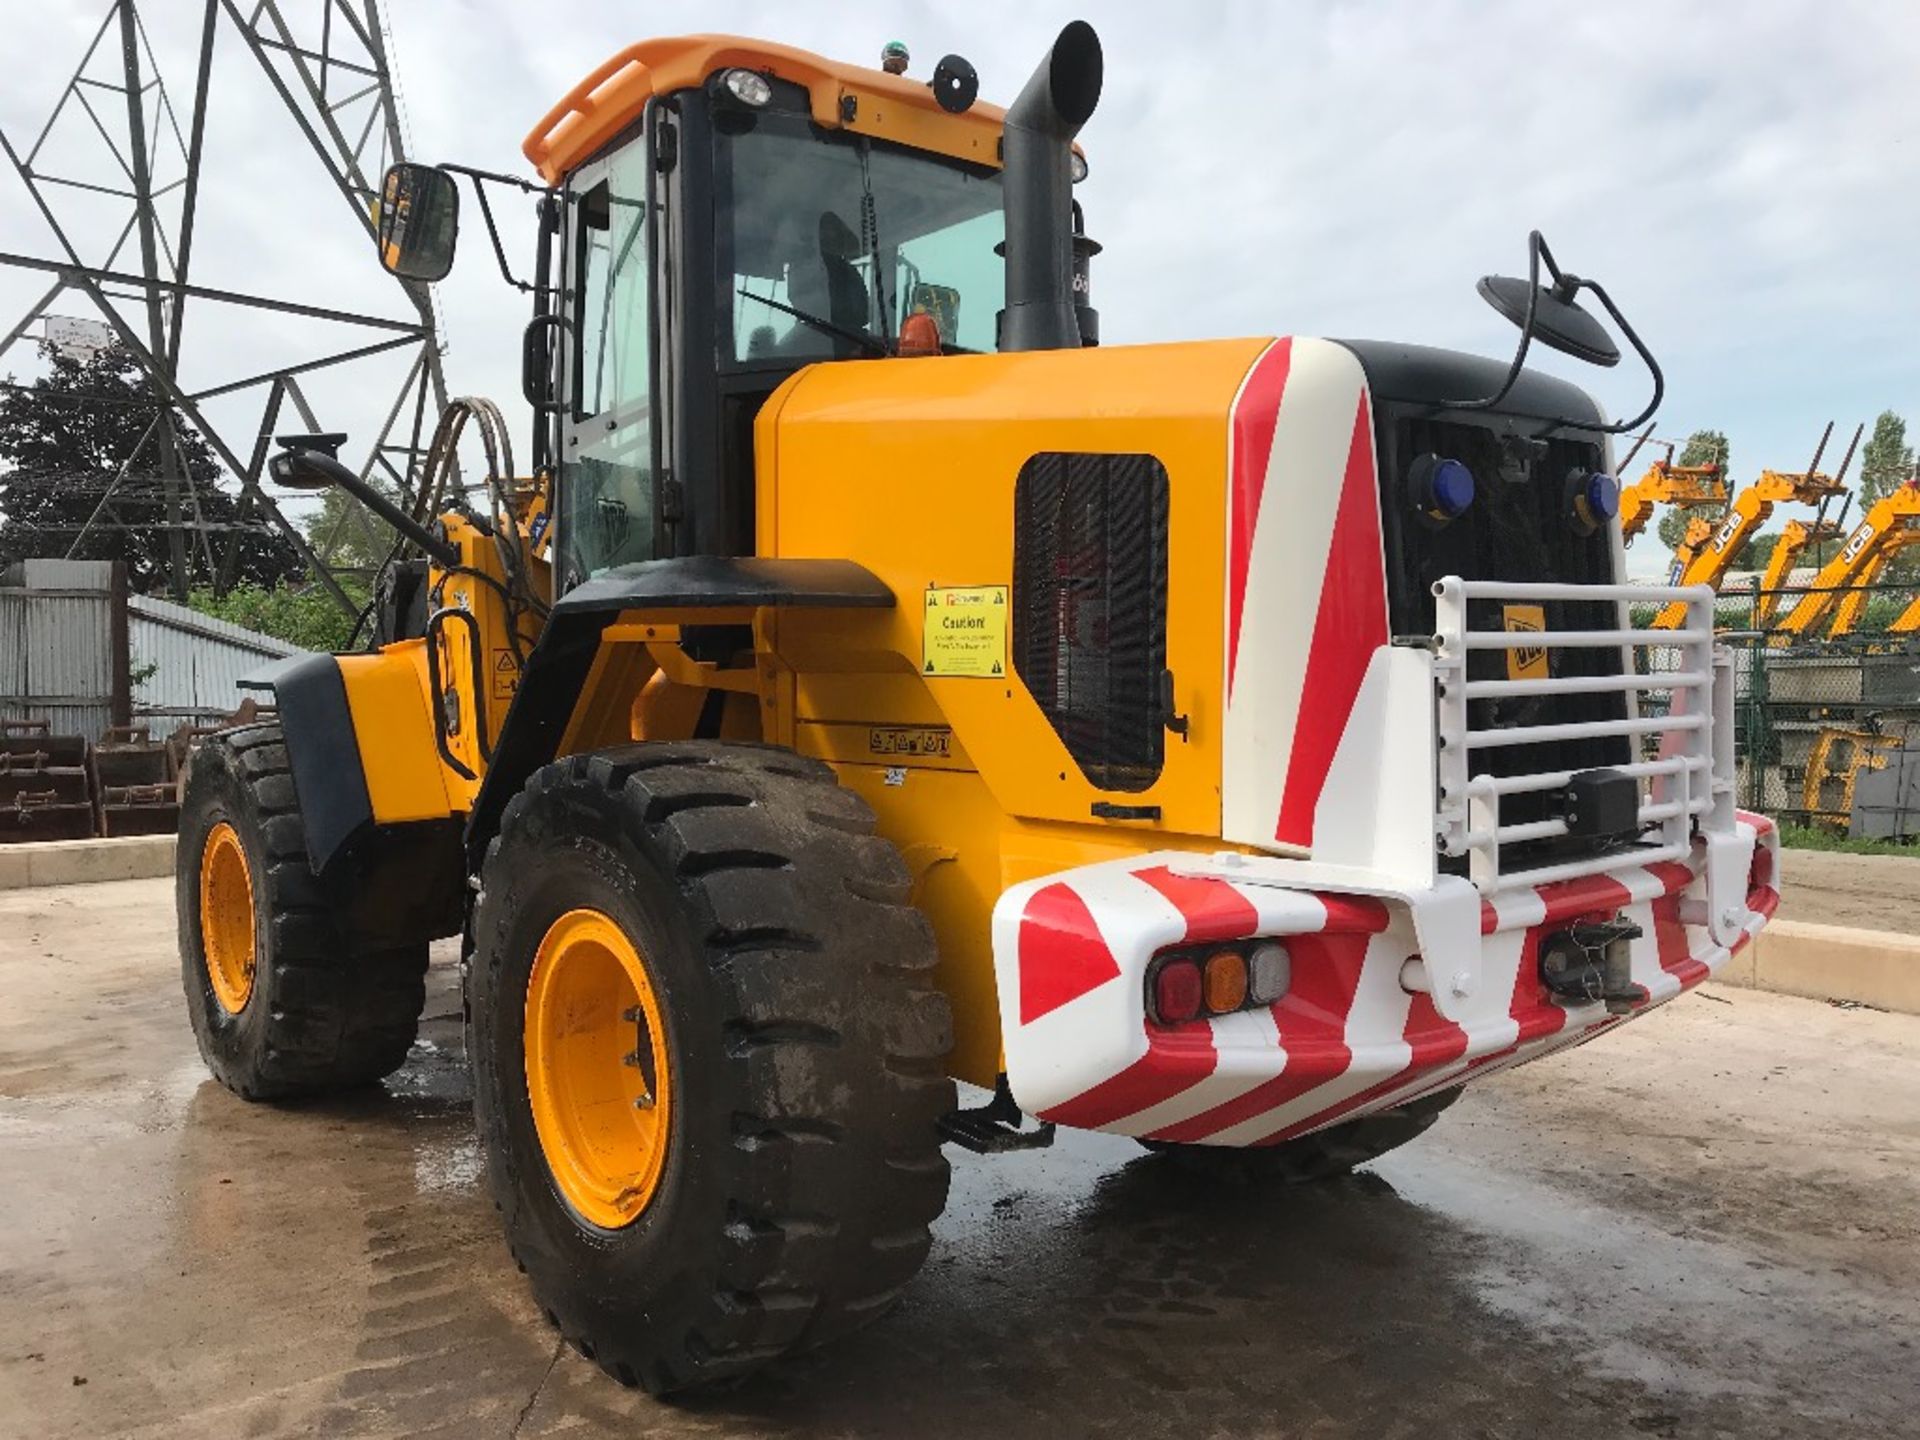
[1177,574,1757,1030]
[1431,576,1738,899]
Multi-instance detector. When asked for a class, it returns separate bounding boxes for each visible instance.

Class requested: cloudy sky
[4,1,1919,576]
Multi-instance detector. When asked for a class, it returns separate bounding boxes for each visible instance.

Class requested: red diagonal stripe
[1275,392,1386,846]
[1252,990,1470,1146]
[1646,860,1708,990]
[1017,883,1122,1025]
[1227,339,1294,692]
[1131,865,1260,943]
[1036,1023,1217,1131]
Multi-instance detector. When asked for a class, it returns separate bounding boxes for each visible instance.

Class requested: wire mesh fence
[1633,578,1920,838]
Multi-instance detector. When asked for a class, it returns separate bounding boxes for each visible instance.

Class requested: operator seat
[774,210,869,359]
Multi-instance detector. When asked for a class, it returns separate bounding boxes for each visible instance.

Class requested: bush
[185,581,368,653]
[1776,823,1920,856]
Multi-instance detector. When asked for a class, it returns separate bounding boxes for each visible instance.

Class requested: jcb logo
[1840,523,1877,565]
[1503,604,1548,681]
[1711,512,1743,552]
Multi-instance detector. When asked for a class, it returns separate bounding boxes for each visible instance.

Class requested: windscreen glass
[720,109,1004,361]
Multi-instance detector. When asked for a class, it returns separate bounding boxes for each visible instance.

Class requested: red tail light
[1152,960,1203,1024]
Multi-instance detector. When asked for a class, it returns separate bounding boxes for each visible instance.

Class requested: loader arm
[1774,483,1920,638]
[1653,468,1844,628]
[1825,527,1920,639]
[1754,517,1838,627]
[1618,459,1728,543]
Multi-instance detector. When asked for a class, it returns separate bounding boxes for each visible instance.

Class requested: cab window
[559,135,654,586]
[720,109,1004,363]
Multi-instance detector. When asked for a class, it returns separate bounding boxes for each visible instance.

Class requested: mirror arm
[277,446,461,568]
[1580,278,1665,435]
[1442,229,1547,415]
[472,180,534,294]
[439,163,552,295]
[339,472,461,569]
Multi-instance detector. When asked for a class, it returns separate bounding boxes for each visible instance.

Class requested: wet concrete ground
[2,877,1918,1439]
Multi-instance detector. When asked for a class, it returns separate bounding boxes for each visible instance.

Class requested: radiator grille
[1376,413,1628,870]
[1012,452,1169,792]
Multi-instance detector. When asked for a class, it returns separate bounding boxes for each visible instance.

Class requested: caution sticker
[922,586,1008,678]
[491,648,520,701]
[1502,604,1548,681]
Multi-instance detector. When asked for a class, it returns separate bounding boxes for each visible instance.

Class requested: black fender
[241,653,465,945]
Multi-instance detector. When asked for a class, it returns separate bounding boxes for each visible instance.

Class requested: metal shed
[0,560,305,742]
[128,593,304,733]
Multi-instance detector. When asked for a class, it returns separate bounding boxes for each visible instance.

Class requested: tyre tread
[469,739,954,1395]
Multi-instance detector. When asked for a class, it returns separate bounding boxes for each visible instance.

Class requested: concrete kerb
[0,836,1914,1015]
[0,835,177,891]
[1723,918,1920,1017]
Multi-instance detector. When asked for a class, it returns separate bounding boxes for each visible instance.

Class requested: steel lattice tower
[0,0,450,615]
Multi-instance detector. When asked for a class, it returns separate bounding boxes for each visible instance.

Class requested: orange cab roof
[523,35,1011,184]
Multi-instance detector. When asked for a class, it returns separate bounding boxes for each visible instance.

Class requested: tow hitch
[1539,916,1648,1015]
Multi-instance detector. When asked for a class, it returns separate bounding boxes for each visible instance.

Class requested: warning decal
[869,726,952,758]
[491,649,520,701]
[922,586,1008,678]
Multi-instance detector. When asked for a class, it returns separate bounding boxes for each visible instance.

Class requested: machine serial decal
[922,586,1008,678]
[869,726,952,757]
[1502,604,1548,681]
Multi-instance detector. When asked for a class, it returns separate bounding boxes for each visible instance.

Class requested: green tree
[1857,410,1913,505]
[0,343,304,595]
[187,580,367,653]
[1656,429,1731,555]
[301,479,404,576]
[1743,532,1779,575]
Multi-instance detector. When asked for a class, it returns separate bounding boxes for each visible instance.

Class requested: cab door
[556,117,662,592]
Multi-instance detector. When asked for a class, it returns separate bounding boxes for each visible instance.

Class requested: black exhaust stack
[1000,20,1102,352]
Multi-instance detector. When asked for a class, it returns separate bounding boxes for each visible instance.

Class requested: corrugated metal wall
[0,560,306,741]
[0,561,115,740]
[128,594,303,731]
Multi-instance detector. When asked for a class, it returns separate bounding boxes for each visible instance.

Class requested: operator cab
[371,33,1100,599]
[543,49,1022,593]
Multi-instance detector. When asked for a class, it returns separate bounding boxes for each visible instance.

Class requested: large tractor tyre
[468,741,955,1395]
[176,724,429,1100]
[1140,1086,1462,1183]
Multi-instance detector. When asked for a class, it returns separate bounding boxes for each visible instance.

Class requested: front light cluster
[722,68,773,107]
[1408,452,1476,522]
[1148,940,1292,1024]
[1567,467,1619,535]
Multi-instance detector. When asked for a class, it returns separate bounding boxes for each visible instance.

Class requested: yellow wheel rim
[524,908,673,1229]
[199,822,257,1014]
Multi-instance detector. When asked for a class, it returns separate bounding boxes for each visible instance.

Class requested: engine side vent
[1012,452,1169,793]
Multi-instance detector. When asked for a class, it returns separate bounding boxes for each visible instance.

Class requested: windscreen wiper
[737,289,889,357]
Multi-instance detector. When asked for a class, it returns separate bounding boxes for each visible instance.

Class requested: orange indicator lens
[1203,949,1249,1014]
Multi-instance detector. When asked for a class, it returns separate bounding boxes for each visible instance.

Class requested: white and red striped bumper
[991,814,1780,1147]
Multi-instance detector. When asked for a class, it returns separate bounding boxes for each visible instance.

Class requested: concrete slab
[1728,918,1920,1015]
[0,835,175,891]
[1,877,1917,1438]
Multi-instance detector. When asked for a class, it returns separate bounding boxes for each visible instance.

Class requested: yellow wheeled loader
[175,22,1781,1394]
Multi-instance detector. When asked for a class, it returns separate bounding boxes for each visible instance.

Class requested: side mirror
[1478,274,1620,367]
[377,163,459,282]
[268,433,351,490]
